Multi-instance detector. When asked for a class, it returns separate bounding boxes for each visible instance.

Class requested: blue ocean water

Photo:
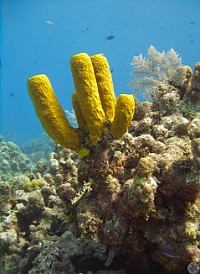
[1,0,200,145]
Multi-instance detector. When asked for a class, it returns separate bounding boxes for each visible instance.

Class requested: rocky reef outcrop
[55,62,200,273]
[0,136,32,183]
[0,63,200,274]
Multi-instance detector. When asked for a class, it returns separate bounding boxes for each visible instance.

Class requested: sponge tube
[28,74,80,151]
[70,53,105,144]
[110,94,135,138]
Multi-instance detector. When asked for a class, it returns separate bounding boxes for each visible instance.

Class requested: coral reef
[0,148,126,274]
[20,133,55,164]
[0,51,200,273]
[53,58,199,273]
[0,136,32,182]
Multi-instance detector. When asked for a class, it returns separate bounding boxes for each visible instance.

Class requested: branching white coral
[129,45,186,99]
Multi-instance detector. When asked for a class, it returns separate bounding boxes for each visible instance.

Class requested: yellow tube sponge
[91,54,116,122]
[72,92,88,131]
[28,74,80,151]
[110,94,135,138]
[70,53,106,144]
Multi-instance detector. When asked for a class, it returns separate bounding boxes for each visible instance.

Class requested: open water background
[1,0,200,145]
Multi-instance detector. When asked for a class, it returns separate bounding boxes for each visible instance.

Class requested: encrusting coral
[28,52,135,151]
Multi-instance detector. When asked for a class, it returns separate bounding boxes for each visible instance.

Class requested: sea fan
[129,46,185,99]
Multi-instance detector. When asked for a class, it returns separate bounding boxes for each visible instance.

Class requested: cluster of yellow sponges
[28,53,135,153]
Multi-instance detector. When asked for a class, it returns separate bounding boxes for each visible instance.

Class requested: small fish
[111,69,114,73]
[105,34,115,40]
[83,27,89,32]
[46,20,53,25]
[190,21,195,25]
[161,246,180,258]
[9,92,16,97]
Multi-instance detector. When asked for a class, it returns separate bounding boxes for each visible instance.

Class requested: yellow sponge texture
[28,74,80,151]
[28,53,135,152]
[70,53,106,144]
[110,94,135,138]
[91,54,116,121]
